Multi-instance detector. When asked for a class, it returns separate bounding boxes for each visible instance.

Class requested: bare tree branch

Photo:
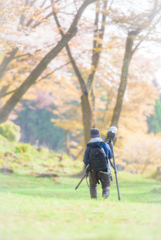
[56,11,75,15]
[40,0,47,8]
[0,48,18,81]
[1,52,88,98]
[13,53,31,59]
[0,85,10,98]
[0,0,48,81]
[52,1,88,93]
[131,14,161,57]
[93,3,99,50]
[26,1,51,27]
[13,42,58,60]
[20,0,29,26]
[74,0,78,12]
[32,12,53,28]
[131,39,144,57]
[36,49,88,83]
[0,90,16,98]
[109,0,114,9]
[86,0,108,92]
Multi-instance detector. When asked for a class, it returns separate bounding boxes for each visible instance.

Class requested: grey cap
[90,128,100,138]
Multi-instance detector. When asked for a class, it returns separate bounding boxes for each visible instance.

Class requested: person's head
[90,128,101,139]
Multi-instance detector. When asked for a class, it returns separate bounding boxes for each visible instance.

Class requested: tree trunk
[110,33,133,127]
[91,81,96,128]
[86,0,107,129]
[0,48,18,81]
[81,93,92,145]
[0,85,10,98]
[0,29,77,124]
[110,1,158,128]
[65,130,70,156]
[52,0,105,145]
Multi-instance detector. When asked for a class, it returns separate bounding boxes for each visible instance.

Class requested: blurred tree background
[14,100,65,151]
[147,98,161,134]
[0,0,161,174]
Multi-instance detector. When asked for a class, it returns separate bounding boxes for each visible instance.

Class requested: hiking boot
[102,187,110,199]
[90,185,97,199]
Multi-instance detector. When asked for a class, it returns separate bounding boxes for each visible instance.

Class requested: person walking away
[83,128,113,199]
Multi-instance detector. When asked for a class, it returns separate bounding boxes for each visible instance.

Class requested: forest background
[0,0,161,175]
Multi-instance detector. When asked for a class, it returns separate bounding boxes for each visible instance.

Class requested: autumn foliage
[0,0,161,174]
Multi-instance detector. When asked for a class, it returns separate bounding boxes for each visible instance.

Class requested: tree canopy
[0,0,161,165]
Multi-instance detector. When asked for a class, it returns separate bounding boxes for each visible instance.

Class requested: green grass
[0,134,83,175]
[0,172,161,240]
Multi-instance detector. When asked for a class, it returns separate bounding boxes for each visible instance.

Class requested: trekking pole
[75,165,89,190]
[110,141,121,201]
[107,126,121,201]
[75,174,86,190]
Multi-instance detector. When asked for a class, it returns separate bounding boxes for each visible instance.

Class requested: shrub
[15,143,37,154]
[0,122,21,142]
[120,132,161,174]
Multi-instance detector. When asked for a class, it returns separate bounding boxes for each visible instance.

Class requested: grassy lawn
[0,172,161,240]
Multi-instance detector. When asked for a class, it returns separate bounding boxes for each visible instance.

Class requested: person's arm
[102,142,112,173]
[102,142,113,159]
[83,146,90,166]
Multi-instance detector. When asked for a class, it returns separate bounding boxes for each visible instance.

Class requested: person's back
[83,128,113,199]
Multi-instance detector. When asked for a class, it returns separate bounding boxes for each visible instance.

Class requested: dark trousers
[89,171,111,199]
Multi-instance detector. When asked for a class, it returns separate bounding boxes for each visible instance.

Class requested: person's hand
[85,165,90,174]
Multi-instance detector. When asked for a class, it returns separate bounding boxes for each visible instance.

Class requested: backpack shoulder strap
[99,142,107,158]
[88,142,104,149]
[87,144,93,152]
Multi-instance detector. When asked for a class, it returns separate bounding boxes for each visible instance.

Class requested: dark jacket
[83,138,113,173]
